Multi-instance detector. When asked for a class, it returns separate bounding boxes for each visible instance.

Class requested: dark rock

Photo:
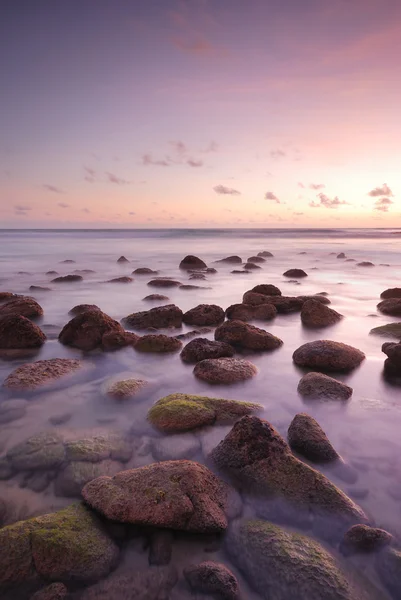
[122,304,183,330]
[297,372,353,401]
[357,262,374,267]
[143,294,170,302]
[60,259,75,264]
[179,255,207,270]
[3,358,84,391]
[231,270,249,274]
[301,299,342,328]
[247,256,265,263]
[293,340,365,372]
[225,303,277,322]
[29,286,51,292]
[49,413,72,426]
[101,330,139,351]
[184,561,239,600]
[147,279,181,288]
[370,323,401,340]
[134,334,183,353]
[181,338,234,363]
[183,304,225,327]
[337,253,346,259]
[179,284,208,290]
[0,296,43,319]
[216,256,242,264]
[105,276,133,283]
[189,273,206,280]
[288,413,340,462]
[22,470,54,493]
[257,251,273,257]
[117,256,129,263]
[381,288,401,299]
[194,357,257,384]
[149,530,173,566]
[0,315,46,349]
[59,309,129,351]
[51,275,83,283]
[175,327,212,341]
[242,292,304,313]
[133,267,158,274]
[251,284,282,296]
[45,271,58,276]
[381,341,401,375]
[215,320,283,351]
[68,304,100,316]
[244,262,261,270]
[30,582,68,600]
[298,294,331,305]
[80,567,178,600]
[0,292,16,302]
[377,298,401,316]
[283,268,308,278]
[54,460,122,498]
[340,524,392,556]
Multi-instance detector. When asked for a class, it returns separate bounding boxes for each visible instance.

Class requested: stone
[0,292,16,302]
[6,432,65,471]
[30,583,68,600]
[180,338,234,363]
[51,275,83,283]
[301,299,342,328]
[175,327,213,341]
[283,269,308,278]
[22,471,55,493]
[29,286,51,292]
[143,294,170,301]
[54,460,122,498]
[381,288,401,299]
[82,460,230,533]
[151,433,200,461]
[147,279,181,288]
[258,251,273,257]
[189,272,206,279]
[183,304,225,326]
[49,413,72,426]
[133,267,158,274]
[297,372,353,401]
[80,567,178,600]
[357,262,374,267]
[231,270,249,274]
[184,561,239,600]
[242,292,305,313]
[247,255,265,263]
[3,358,84,391]
[381,341,401,375]
[340,524,392,556]
[60,259,75,264]
[215,320,283,351]
[293,340,365,372]
[59,309,128,351]
[377,298,401,316]
[216,256,242,264]
[337,253,346,259]
[64,433,132,463]
[179,284,208,290]
[0,399,28,424]
[0,315,46,349]
[134,334,183,353]
[149,531,173,566]
[122,304,183,329]
[101,330,139,351]
[244,262,261,270]
[194,358,257,384]
[0,296,43,319]
[288,413,340,463]
[105,276,133,283]
[45,271,58,276]
[107,378,148,400]
[68,304,101,316]
[376,547,401,598]
[225,303,277,322]
[148,393,261,433]
[179,255,207,270]
[370,323,401,340]
[251,283,282,296]
[117,255,129,263]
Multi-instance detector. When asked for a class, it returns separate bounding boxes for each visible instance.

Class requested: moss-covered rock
[54,460,122,498]
[134,334,182,353]
[80,567,178,600]
[184,561,239,600]
[3,358,84,391]
[107,378,148,400]
[194,357,258,384]
[148,393,261,432]
[65,433,132,463]
[6,432,66,471]
[370,322,401,340]
[30,582,68,600]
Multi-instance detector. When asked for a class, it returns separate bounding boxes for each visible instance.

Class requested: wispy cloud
[310,193,350,209]
[81,208,90,213]
[368,183,393,197]
[83,166,96,183]
[58,202,69,208]
[270,149,286,160]
[203,141,219,153]
[293,212,304,216]
[298,182,305,188]
[142,153,171,167]
[187,158,203,167]
[171,36,214,56]
[43,184,64,194]
[128,211,136,215]
[106,172,129,185]
[213,184,241,196]
[264,191,281,203]
[169,140,187,156]
[374,197,393,212]
[309,183,325,190]
[14,204,31,211]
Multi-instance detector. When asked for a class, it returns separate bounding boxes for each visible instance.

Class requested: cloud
[309,193,350,209]
[142,153,171,167]
[43,184,64,194]
[293,212,304,216]
[264,191,281,203]
[171,36,213,56]
[187,158,203,167]
[204,141,219,153]
[169,140,187,156]
[84,166,96,183]
[309,183,325,190]
[128,211,136,215]
[213,184,241,196]
[58,202,69,208]
[81,208,90,213]
[368,183,393,197]
[374,197,393,212]
[270,149,286,160]
[14,204,31,211]
[298,182,305,188]
[107,172,129,185]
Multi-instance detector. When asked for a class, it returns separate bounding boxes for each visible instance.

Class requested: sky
[1,0,400,229]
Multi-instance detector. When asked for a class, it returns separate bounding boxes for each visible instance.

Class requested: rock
[376,547,401,598]
[134,334,183,353]
[337,253,346,259]
[54,460,122,497]
[179,284,208,290]
[22,470,55,493]
[149,531,173,566]
[147,279,181,288]
[133,267,158,274]
[184,561,239,600]
[80,567,178,600]
[216,256,242,264]
[288,413,340,462]
[143,294,170,301]
[0,504,119,596]
[340,525,392,556]
[227,519,381,600]
[45,271,58,276]
[370,323,401,340]
[82,460,230,533]
[0,459,14,480]
[183,304,225,327]
[175,327,213,341]
[231,270,249,274]
[247,256,265,263]
[73,269,95,275]
[0,315,46,349]
[117,255,129,263]
[381,288,401,299]
[211,416,367,526]
[297,372,353,401]
[301,299,342,328]
[59,309,128,351]
[29,286,51,292]
[65,433,132,463]
[0,399,28,424]
[151,433,200,461]
[377,298,401,316]
[251,283,282,296]
[49,413,71,426]
[244,262,261,270]
[381,342,401,375]
[357,262,374,267]
[101,330,139,351]
[107,378,148,400]
[51,275,83,283]
[346,259,356,262]
[3,358,84,391]
[105,276,133,283]
[6,432,65,471]
[0,292,16,302]
[30,583,68,600]
[283,268,308,278]
[225,303,277,322]
[181,338,234,363]
[258,251,273,257]
[293,340,365,372]
[189,272,206,279]
[242,292,304,313]
[148,393,261,433]
[215,320,283,351]
[179,255,207,270]
[194,357,257,384]
[0,296,43,319]
[122,304,183,330]
[60,259,75,264]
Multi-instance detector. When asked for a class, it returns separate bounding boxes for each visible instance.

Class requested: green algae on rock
[7,432,66,471]
[148,393,262,432]
[107,378,148,400]
[370,322,401,340]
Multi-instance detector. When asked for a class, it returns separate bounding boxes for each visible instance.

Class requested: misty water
[1,227,401,598]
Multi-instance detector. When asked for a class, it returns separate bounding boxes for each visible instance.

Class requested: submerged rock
[337,252,346,259]
[244,262,261,270]
[184,561,239,600]
[117,255,129,263]
[148,393,261,432]
[59,309,130,351]
[370,322,401,340]
[194,357,257,384]
[377,298,401,316]
[133,267,158,274]
[301,299,342,328]
[0,315,46,349]
[283,268,308,278]
[293,340,365,372]
[64,433,132,463]
[51,274,83,283]
[3,358,84,391]
[183,304,225,327]
[376,547,401,598]
[258,251,273,257]
[297,372,353,401]
[181,338,234,363]
[147,279,181,288]
[134,334,183,353]
[381,341,401,375]
[0,399,28,424]
[0,296,43,320]
[215,320,283,351]
[216,256,242,264]
[357,262,374,267]
[107,378,148,400]
[105,276,133,283]
[6,432,66,470]
[175,327,213,341]
[225,303,277,322]
[143,294,170,302]
[179,255,207,270]
[247,256,265,263]
[80,567,178,600]
[101,330,139,351]
[251,283,282,296]
[381,288,401,299]
[122,304,183,330]
[54,460,122,498]
[29,285,51,292]
[340,524,392,556]
[82,460,230,533]
[68,304,101,316]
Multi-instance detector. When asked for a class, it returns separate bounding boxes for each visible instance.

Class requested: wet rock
[74,269,95,275]
[179,284,208,290]
[49,413,71,426]
[297,372,353,401]
[340,524,392,556]
[101,330,139,351]
[337,253,346,259]
[175,327,213,341]
[134,334,183,353]
[0,459,14,480]
[211,416,367,526]
[225,303,277,322]
[381,341,401,375]
[107,378,148,400]
[301,299,342,328]
[258,251,273,257]
[194,357,257,384]
[251,283,282,296]
[283,268,308,278]
[105,276,133,283]
[215,320,283,351]
[29,286,51,292]
[80,567,178,600]
[59,309,128,351]
[377,298,401,316]
[227,520,380,600]
[181,338,234,363]
[60,259,75,264]
[6,432,65,471]
[82,460,230,533]
[0,399,28,424]
[184,561,239,600]
[0,296,43,320]
[0,315,46,349]
[122,304,183,330]
[370,323,401,340]
[189,272,206,280]
[65,433,132,463]
[206,267,217,274]
[376,547,401,598]
[0,292,16,302]
[3,358,84,391]
[143,294,170,302]
[288,413,340,462]
[293,340,365,372]
[381,288,401,299]
[183,304,225,327]
[179,255,207,270]
[247,255,265,263]
[30,583,68,600]
[54,459,122,498]
[231,270,249,274]
[133,267,158,274]
[51,275,83,283]
[22,470,55,493]
[148,393,261,433]
[45,271,58,276]
[216,256,242,264]
[147,278,181,288]
[242,292,304,313]
[149,530,173,566]
[357,262,374,267]
[244,262,261,270]
[117,255,129,263]
[151,433,200,461]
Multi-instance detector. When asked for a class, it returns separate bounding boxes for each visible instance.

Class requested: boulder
[107,378,148,400]
[147,279,181,288]
[242,292,327,313]
[29,286,51,292]
[283,269,308,278]
[381,288,401,299]
[247,256,265,263]
[288,413,340,462]
[101,330,139,351]
[68,304,101,316]
[184,561,239,600]
[370,323,401,340]
[297,372,353,401]
[122,304,183,330]
[105,276,133,283]
[30,583,68,600]
[244,262,261,270]
[80,567,178,600]
[82,460,230,533]
[3,358,84,391]
[179,255,207,270]
[54,460,122,498]
[258,251,273,257]
[175,327,212,341]
[133,267,158,274]
[215,320,283,351]
[0,297,43,319]
[301,299,342,328]
[51,275,83,283]
[6,432,66,471]
[59,309,129,351]
[64,433,132,463]
[134,334,183,353]
[194,358,257,384]
[357,262,374,267]
[225,303,277,322]
[117,256,129,263]
[226,520,382,600]
[376,547,401,598]
[251,284,281,296]
[0,315,46,349]
[0,292,16,302]
[0,399,28,424]
[216,256,242,264]
[181,338,234,363]
[148,393,261,433]
[143,294,169,301]
[340,524,392,556]
[377,298,401,316]
[381,341,401,375]
[337,253,346,259]
[293,340,365,372]
[183,304,225,327]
